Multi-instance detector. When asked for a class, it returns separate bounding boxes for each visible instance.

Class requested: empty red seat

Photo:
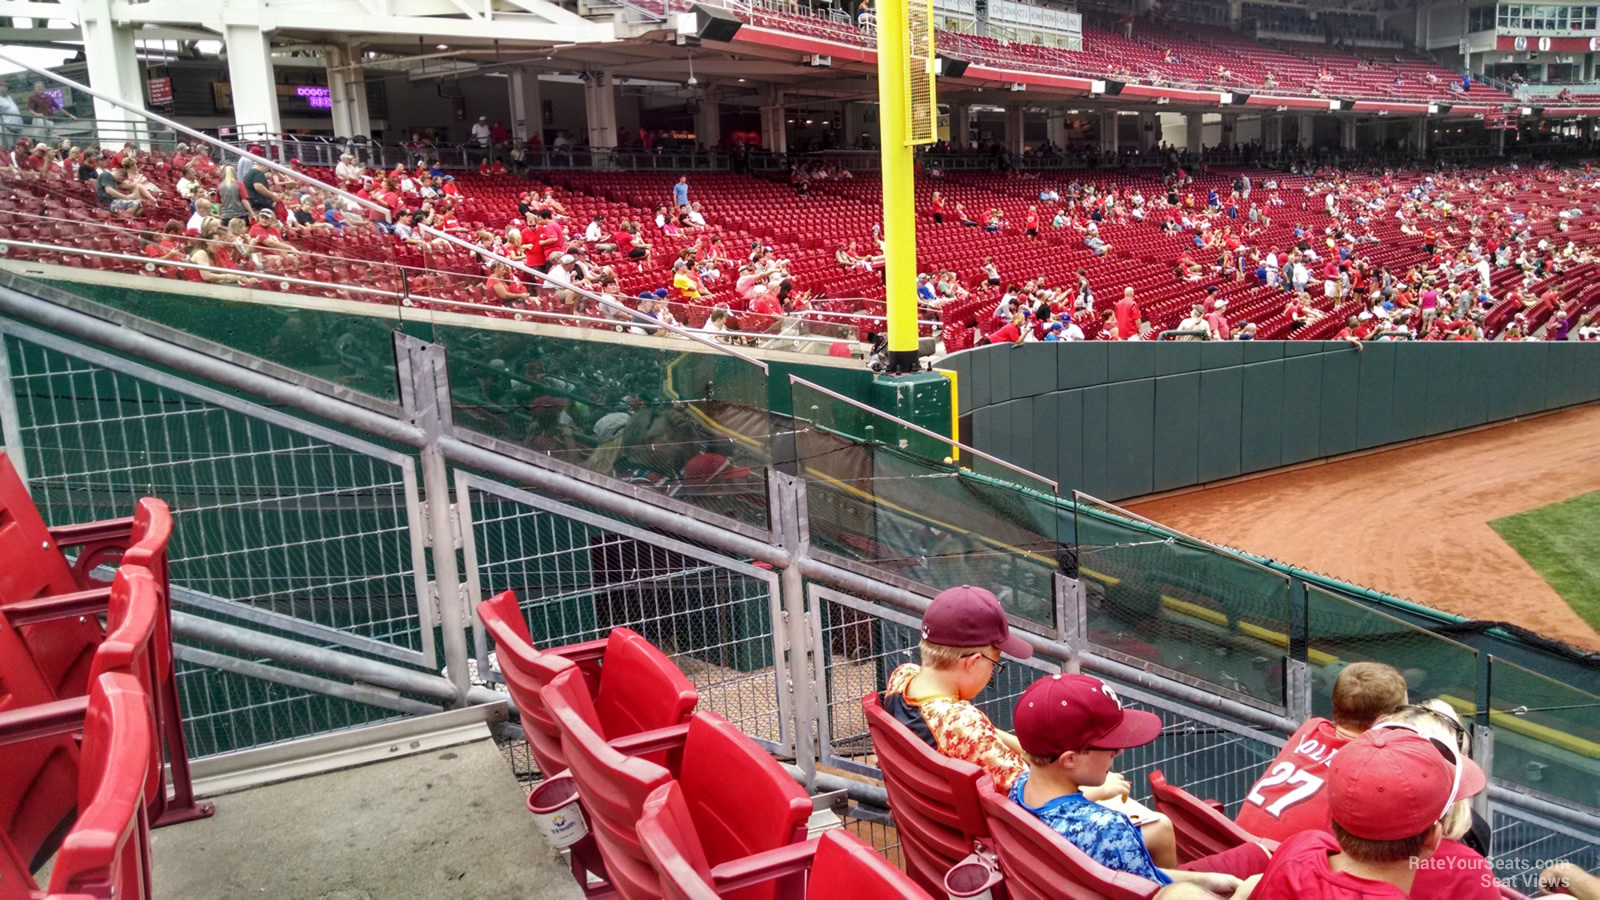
[543,667,812,900]
[1147,770,1276,864]
[477,590,697,777]
[638,781,931,899]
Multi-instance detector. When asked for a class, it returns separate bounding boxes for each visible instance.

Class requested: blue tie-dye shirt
[1008,772,1170,885]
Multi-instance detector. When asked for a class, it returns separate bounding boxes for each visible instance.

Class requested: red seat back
[478,591,581,777]
[807,827,930,900]
[47,671,154,900]
[544,666,675,900]
[1146,770,1264,863]
[592,628,697,755]
[0,455,100,698]
[0,607,79,872]
[976,781,1159,900]
[861,690,993,896]
[86,567,164,814]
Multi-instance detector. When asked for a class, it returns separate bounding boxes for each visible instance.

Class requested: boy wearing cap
[1247,725,1488,899]
[1010,674,1267,889]
[882,585,1035,793]
[1235,662,1408,842]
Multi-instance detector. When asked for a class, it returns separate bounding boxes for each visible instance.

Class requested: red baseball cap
[1328,727,1486,841]
[1013,674,1162,758]
[920,585,1032,660]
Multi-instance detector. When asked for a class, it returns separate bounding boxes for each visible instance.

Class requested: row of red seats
[0,456,203,899]
[477,591,930,899]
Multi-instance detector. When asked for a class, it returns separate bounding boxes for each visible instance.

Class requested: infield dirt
[1131,404,1600,653]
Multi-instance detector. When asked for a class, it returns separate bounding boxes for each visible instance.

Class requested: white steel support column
[1099,110,1118,153]
[1495,127,1506,156]
[510,68,543,144]
[1298,114,1314,148]
[1138,111,1156,150]
[1221,112,1237,150]
[1046,111,1066,148]
[1340,117,1357,150]
[1008,106,1025,155]
[1262,115,1281,151]
[224,23,281,135]
[760,86,786,154]
[324,44,369,139]
[1413,117,1428,156]
[695,98,721,149]
[947,102,968,146]
[78,0,146,145]
[583,71,616,149]
[842,100,862,148]
[1186,112,1204,154]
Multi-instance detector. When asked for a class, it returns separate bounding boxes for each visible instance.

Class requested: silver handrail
[0,51,393,225]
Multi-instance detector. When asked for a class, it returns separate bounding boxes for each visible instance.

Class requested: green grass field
[1491,491,1600,632]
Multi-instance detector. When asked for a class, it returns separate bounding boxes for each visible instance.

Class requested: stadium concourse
[8,145,1600,349]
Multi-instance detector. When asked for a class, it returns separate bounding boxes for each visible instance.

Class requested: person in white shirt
[335,153,362,184]
[1176,305,1208,340]
[471,116,491,147]
[175,165,200,204]
[1060,315,1085,341]
[0,82,21,146]
[684,203,707,228]
[186,199,216,235]
[584,215,605,243]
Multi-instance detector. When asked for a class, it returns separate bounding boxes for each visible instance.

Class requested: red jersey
[1250,831,1406,900]
[537,222,564,264]
[1235,718,1345,842]
[1113,297,1141,339]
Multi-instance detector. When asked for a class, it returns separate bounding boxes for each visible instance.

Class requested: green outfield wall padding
[1105,379,1155,499]
[949,340,1596,503]
[1198,366,1244,484]
[1152,373,1201,492]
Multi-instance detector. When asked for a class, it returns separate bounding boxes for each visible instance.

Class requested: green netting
[1305,585,1479,718]
[788,378,1061,630]
[1487,658,1600,807]
[1074,500,1291,708]
[428,323,773,529]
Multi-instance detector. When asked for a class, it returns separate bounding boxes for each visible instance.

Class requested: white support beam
[223,22,281,134]
[110,0,614,39]
[0,1,77,21]
[496,0,600,28]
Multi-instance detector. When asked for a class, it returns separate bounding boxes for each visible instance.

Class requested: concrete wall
[941,341,1600,503]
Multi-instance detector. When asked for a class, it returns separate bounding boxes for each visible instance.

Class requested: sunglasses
[1372,721,1464,824]
[1398,704,1468,746]
[964,651,1007,675]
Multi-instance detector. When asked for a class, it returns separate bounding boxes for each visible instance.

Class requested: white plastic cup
[944,852,1003,900]
[526,773,588,849]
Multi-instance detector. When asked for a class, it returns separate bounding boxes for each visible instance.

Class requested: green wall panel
[1198,366,1244,483]
[1240,361,1285,472]
[1155,341,1203,376]
[1055,390,1084,495]
[1152,373,1201,492]
[970,350,992,409]
[1107,341,1157,382]
[1517,342,1550,416]
[945,354,973,415]
[1012,344,1057,399]
[1105,379,1155,498]
[1390,343,1431,444]
[1006,397,1038,474]
[1030,392,1060,484]
[1201,341,1245,370]
[1285,341,1325,356]
[1080,385,1109,498]
[1486,344,1523,422]
[986,399,1015,470]
[1456,346,1492,429]
[1280,354,1323,465]
[987,343,1013,408]
[1423,343,1461,436]
[1355,341,1397,450]
[1318,347,1361,457]
[1242,340,1285,364]
[1058,343,1109,391]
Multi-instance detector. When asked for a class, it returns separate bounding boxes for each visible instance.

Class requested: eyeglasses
[1372,721,1463,824]
[964,651,1006,675]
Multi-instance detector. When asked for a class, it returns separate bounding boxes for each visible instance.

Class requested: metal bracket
[1285,659,1313,723]
[1471,723,1494,822]
[447,502,463,550]
[1054,573,1087,674]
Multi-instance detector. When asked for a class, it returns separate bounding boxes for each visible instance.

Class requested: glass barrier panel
[1487,657,1600,808]
[432,323,772,529]
[788,377,1061,631]
[1304,585,1479,721]
[1074,499,1291,709]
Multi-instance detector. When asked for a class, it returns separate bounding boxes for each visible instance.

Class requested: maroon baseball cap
[1328,727,1485,841]
[920,585,1032,660]
[1013,674,1162,758]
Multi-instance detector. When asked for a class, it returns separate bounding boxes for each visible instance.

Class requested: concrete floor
[151,737,581,900]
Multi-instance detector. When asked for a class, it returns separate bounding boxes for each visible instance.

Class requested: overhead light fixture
[738,77,746,82]
[437,43,449,50]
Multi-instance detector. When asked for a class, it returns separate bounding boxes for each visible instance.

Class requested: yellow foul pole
[876,0,934,373]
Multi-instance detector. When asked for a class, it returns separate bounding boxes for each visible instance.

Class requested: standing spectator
[0,82,21,146]
[26,80,73,139]
[471,116,491,151]
[673,175,690,210]
[243,159,280,214]
[1114,287,1142,339]
[1235,662,1407,842]
[490,120,509,148]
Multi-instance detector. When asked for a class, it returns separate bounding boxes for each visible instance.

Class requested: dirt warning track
[1131,404,1600,653]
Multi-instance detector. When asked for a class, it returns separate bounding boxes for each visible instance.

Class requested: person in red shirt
[930,190,946,224]
[1093,308,1117,341]
[1024,205,1040,239]
[1113,287,1141,339]
[1203,297,1231,340]
[1248,726,1489,900]
[1236,662,1406,843]
[980,311,1026,345]
[531,208,562,272]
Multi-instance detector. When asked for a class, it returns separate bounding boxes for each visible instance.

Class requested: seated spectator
[1247,724,1487,900]
[880,586,1033,792]
[94,158,143,217]
[485,261,530,306]
[1009,674,1268,890]
[248,209,299,257]
[1236,662,1407,842]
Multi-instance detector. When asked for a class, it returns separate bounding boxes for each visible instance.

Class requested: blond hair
[918,638,994,671]
[1331,662,1408,731]
[1376,702,1472,841]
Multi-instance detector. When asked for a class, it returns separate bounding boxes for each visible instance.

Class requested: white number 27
[1244,762,1325,818]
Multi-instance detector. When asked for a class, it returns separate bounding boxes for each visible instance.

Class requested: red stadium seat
[477,591,697,776]
[860,690,1000,897]
[542,668,812,900]
[637,781,932,900]
[1147,770,1276,864]
[977,781,1161,900]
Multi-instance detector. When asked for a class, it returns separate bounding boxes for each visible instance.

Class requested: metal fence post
[397,334,472,704]
[770,470,819,788]
[0,336,27,484]
[1054,572,1086,674]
